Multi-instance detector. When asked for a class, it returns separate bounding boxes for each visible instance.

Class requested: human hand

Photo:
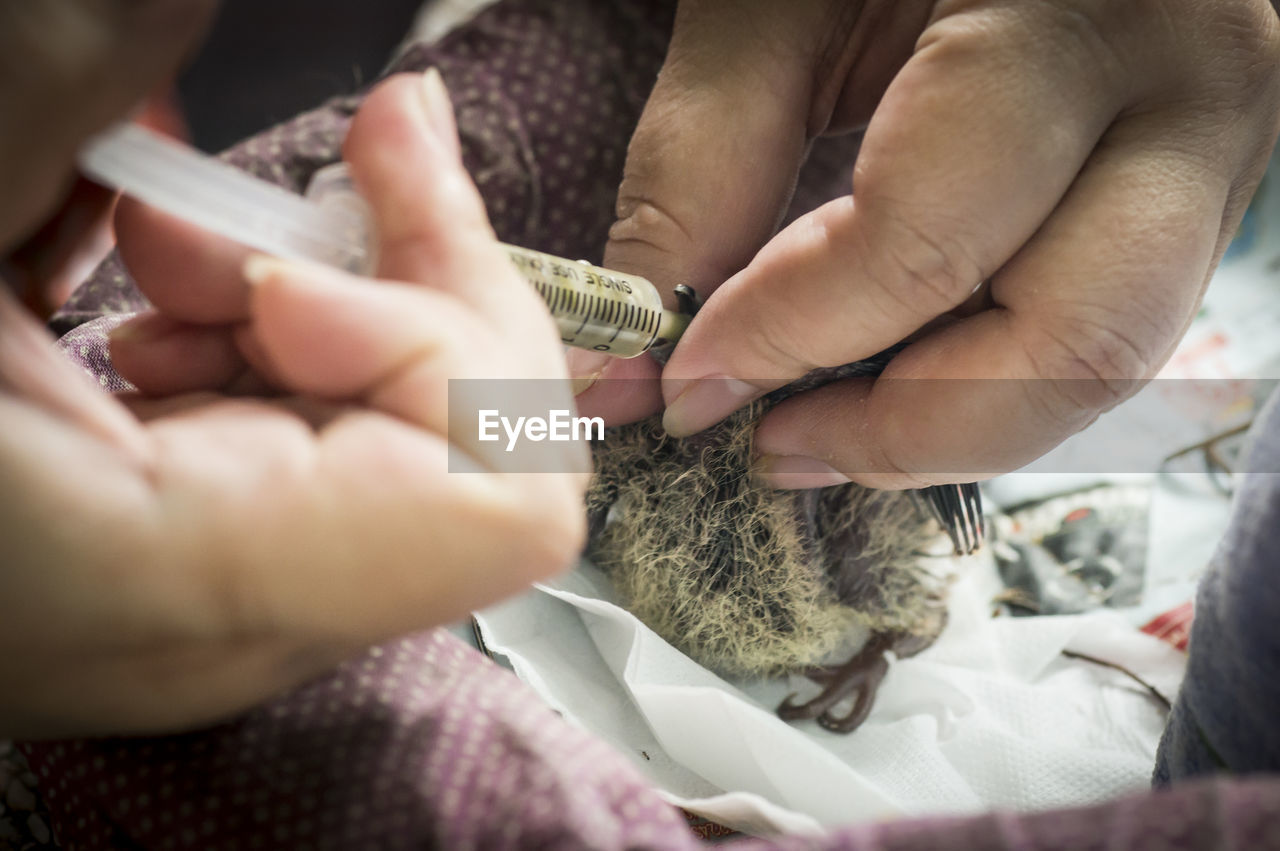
[0,72,587,738]
[577,0,1280,488]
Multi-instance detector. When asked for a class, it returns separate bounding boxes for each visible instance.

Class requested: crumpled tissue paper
[474,551,1185,836]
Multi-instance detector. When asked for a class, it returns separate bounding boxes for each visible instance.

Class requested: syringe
[77,122,692,358]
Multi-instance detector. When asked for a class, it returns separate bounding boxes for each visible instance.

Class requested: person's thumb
[570,1,825,409]
[606,2,822,300]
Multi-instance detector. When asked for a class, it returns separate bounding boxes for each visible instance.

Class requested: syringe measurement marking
[574,293,593,339]
[639,300,657,349]
[607,306,623,343]
[504,248,675,353]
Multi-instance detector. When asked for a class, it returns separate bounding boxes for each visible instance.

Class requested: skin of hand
[0,71,588,739]
[572,0,1280,489]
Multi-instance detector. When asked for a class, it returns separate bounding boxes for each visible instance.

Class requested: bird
[584,354,981,733]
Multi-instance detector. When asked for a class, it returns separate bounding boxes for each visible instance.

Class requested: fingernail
[419,67,461,160]
[244,253,347,291]
[107,313,176,345]
[242,253,285,287]
[565,348,611,396]
[661,376,759,437]
[753,455,851,490]
[571,373,602,395]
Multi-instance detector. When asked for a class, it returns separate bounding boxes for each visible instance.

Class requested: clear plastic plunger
[78,124,691,358]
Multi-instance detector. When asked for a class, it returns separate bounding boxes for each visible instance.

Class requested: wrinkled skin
[573,0,1280,492]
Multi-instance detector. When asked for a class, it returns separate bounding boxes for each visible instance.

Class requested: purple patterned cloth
[19,0,1280,848]
[19,629,1280,850]
[26,632,693,850]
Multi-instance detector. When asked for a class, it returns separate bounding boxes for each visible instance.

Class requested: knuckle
[857,207,987,320]
[608,191,695,261]
[1022,312,1154,412]
[1173,0,1280,115]
[1022,1,1123,69]
[1008,0,1280,108]
[1228,14,1280,115]
[1204,0,1280,70]
[744,304,829,373]
[1157,0,1279,98]
[866,444,937,489]
[924,2,1128,94]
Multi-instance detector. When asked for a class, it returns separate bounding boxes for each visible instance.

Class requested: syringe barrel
[503,246,686,357]
[307,164,688,357]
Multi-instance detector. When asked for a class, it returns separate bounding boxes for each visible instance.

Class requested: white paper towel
[475,550,1186,836]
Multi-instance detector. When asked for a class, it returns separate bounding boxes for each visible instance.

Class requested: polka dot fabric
[19,631,1280,851]
[58,316,135,394]
[23,631,698,850]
